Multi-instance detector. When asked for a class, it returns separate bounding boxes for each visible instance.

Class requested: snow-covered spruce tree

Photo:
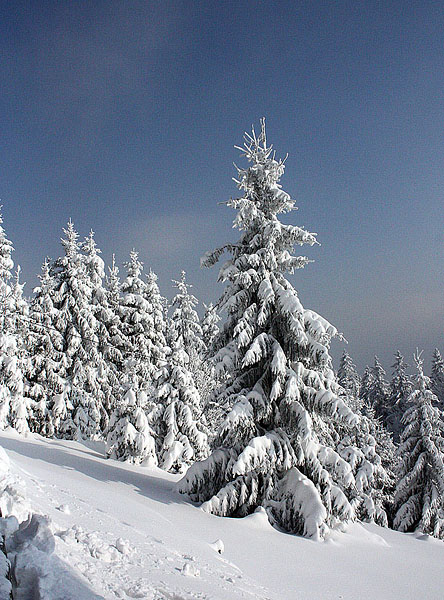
[170,272,217,416]
[0,209,29,434]
[26,258,66,436]
[7,267,31,434]
[349,360,396,519]
[8,266,28,340]
[119,251,166,394]
[386,351,412,442]
[105,256,171,465]
[106,388,157,465]
[368,356,389,422]
[199,302,224,440]
[335,357,394,525]
[106,255,122,311]
[359,366,374,412]
[0,208,14,298]
[82,232,124,424]
[42,221,105,439]
[170,272,205,366]
[104,254,130,368]
[178,120,361,539]
[337,350,361,413]
[430,348,444,410]
[152,299,209,473]
[337,411,395,526]
[0,334,28,434]
[393,352,444,538]
[201,303,221,350]
[144,268,168,371]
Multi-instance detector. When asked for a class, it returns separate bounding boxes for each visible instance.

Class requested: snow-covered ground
[0,429,443,600]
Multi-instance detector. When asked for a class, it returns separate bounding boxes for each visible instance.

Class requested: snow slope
[0,429,443,600]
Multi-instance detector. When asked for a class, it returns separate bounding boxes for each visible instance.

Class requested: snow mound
[0,441,100,599]
[209,538,224,554]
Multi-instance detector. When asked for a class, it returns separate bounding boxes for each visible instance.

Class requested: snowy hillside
[0,430,443,600]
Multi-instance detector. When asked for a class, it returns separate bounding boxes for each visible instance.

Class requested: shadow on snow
[0,433,188,508]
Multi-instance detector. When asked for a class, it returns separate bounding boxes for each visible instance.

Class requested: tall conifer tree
[201,303,221,351]
[386,351,412,441]
[337,350,361,413]
[82,231,123,424]
[170,272,204,366]
[27,259,66,436]
[369,356,389,423]
[30,221,105,439]
[148,278,209,473]
[179,121,362,539]
[0,209,29,433]
[430,349,444,410]
[119,251,166,394]
[359,366,374,412]
[393,352,444,538]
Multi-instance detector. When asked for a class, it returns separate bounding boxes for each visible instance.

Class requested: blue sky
[1,0,443,373]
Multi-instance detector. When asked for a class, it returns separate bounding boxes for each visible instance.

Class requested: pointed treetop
[82,230,101,257]
[412,349,432,395]
[0,205,14,284]
[433,347,443,360]
[392,350,408,369]
[61,219,80,257]
[235,117,273,164]
[172,271,200,319]
[145,269,165,306]
[109,254,118,276]
[372,356,388,382]
[107,254,120,287]
[413,349,424,374]
[39,257,51,280]
[431,348,444,407]
[105,254,121,305]
[124,249,143,280]
[83,229,105,284]
[337,349,360,397]
[146,268,158,285]
[173,271,193,295]
[12,265,25,296]
[231,119,301,223]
